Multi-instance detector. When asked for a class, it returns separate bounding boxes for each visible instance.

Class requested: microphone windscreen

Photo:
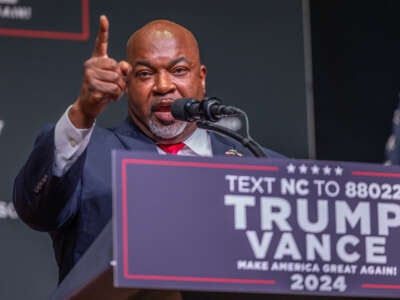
[171,98,195,121]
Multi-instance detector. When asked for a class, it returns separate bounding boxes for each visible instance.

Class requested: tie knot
[158,142,186,154]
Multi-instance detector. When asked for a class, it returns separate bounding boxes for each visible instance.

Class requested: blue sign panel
[113,151,400,298]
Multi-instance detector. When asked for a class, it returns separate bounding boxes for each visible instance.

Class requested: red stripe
[122,158,278,171]
[120,157,278,281]
[362,283,400,289]
[122,160,129,278]
[352,171,400,177]
[81,0,90,39]
[124,274,275,285]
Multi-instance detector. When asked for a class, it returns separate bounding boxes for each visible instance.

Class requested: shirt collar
[183,128,212,157]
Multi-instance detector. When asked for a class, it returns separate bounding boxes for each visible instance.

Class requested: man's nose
[153,71,175,94]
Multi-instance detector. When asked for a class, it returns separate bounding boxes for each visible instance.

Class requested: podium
[47,221,306,300]
[50,151,400,299]
[49,222,140,300]
[47,222,292,300]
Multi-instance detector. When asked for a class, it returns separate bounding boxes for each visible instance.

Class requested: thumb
[119,60,132,77]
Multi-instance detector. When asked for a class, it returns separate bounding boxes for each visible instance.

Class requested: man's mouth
[152,102,172,112]
[151,100,175,123]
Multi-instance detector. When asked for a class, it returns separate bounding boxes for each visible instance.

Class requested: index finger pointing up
[93,15,109,57]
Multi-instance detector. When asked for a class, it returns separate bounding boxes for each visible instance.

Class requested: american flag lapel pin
[225,148,243,157]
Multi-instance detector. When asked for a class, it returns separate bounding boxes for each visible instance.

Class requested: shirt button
[69,138,77,147]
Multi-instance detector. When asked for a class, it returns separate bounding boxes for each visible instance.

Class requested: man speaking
[13,15,283,298]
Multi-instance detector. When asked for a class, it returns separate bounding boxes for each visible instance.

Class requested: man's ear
[124,73,132,94]
[119,60,132,94]
[200,65,207,92]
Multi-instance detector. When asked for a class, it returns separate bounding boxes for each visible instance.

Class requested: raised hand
[69,15,131,128]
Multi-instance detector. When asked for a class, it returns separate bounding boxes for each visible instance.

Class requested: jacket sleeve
[13,124,86,231]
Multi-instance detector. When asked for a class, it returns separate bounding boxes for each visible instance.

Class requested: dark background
[311,0,400,163]
[1,0,399,299]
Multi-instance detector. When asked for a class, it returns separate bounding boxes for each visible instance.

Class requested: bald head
[126,20,200,64]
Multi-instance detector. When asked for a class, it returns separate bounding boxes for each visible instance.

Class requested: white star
[287,163,296,173]
[323,166,331,175]
[334,166,343,176]
[311,165,320,175]
[299,164,308,174]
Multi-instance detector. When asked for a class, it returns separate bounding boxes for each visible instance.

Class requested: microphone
[171,97,238,122]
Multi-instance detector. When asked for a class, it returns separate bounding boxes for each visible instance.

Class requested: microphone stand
[173,96,267,158]
[196,120,267,158]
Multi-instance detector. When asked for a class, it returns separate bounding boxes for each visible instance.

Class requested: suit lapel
[209,132,253,157]
[113,117,158,153]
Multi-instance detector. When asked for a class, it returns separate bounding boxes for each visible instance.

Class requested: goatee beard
[148,118,187,139]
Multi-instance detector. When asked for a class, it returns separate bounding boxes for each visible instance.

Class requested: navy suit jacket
[13,117,284,282]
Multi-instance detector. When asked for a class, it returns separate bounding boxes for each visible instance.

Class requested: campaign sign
[112,150,400,298]
[0,0,89,40]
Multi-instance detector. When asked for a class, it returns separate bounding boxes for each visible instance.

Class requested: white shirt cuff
[53,106,95,176]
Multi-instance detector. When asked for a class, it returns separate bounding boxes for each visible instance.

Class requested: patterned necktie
[158,142,186,155]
